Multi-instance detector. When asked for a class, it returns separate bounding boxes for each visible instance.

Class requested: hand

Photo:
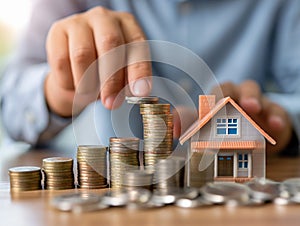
[44,6,152,117]
[212,80,292,152]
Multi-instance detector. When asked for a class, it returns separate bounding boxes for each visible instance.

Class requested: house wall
[191,103,265,143]
[252,143,266,178]
[190,103,266,181]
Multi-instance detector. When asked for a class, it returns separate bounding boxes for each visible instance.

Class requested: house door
[218,155,233,177]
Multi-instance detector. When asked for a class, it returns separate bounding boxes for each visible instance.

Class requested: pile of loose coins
[50,178,300,212]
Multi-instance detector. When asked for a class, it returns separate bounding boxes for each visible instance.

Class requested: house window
[238,154,248,169]
[216,118,239,135]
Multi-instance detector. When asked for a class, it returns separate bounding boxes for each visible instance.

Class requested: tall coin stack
[140,104,173,166]
[9,166,42,192]
[109,137,140,189]
[77,145,108,189]
[43,157,75,190]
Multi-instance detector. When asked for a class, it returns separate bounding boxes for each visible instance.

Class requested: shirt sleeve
[0,0,85,145]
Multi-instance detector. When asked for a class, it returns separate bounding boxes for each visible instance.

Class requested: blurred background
[0,1,33,157]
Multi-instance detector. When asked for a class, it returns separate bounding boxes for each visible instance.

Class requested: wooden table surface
[0,148,300,226]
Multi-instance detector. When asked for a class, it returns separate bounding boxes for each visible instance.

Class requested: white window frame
[238,153,249,169]
[214,116,240,138]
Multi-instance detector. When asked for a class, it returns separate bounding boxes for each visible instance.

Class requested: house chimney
[199,95,215,119]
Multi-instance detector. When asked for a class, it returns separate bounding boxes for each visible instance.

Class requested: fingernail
[104,95,115,109]
[132,78,151,96]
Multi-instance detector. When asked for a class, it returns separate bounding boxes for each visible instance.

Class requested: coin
[141,104,173,167]
[77,145,108,189]
[201,182,250,204]
[43,157,75,190]
[109,137,140,189]
[175,196,212,208]
[51,192,104,212]
[102,189,129,207]
[124,170,154,191]
[246,178,280,202]
[9,166,42,191]
[126,96,159,104]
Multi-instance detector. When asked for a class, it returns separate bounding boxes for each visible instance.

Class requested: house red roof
[179,97,276,145]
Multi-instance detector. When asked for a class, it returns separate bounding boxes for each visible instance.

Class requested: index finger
[117,12,152,96]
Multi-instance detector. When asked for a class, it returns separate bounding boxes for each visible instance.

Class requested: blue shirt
[1,0,300,151]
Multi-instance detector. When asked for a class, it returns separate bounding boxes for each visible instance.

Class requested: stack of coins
[43,157,75,190]
[140,104,173,166]
[152,159,177,191]
[124,170,154,191]
[109,137,140,189]
[9,166,42,191]
[77,145,108,189]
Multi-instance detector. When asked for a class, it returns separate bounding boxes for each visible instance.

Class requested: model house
[179,95,276,186]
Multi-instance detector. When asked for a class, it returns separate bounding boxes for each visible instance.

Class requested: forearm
[0,63,71,145]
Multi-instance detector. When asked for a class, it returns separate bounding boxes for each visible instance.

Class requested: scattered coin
[246,178,280,202]
[175,196,212,208]
[102,189,129,207]
[201,182,250,205]
[51,192,105,212]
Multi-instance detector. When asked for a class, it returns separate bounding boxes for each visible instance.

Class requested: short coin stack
[124,170,154,191]
[77,145,108,189]
[152,158,180,192]
[43,157,75,190]
[140,103,173,166]
[109,137,140,189]
[9,166,42,191]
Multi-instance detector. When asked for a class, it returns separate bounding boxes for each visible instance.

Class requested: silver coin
[201,182,250,204]
[9,166,41,173]
[102,189,129,207]
[51,192,102,211]
[246,178,280,202]
[126,96,159,104]
[175,196,211,208]
[280,178,300,197]
[72,202,109,213]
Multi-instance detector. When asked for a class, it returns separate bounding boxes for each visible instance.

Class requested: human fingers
[46,21,74,90]
[87,7,126,109]
[66,16,98,93]
[211,82,239,101]
[116,12,152,97]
